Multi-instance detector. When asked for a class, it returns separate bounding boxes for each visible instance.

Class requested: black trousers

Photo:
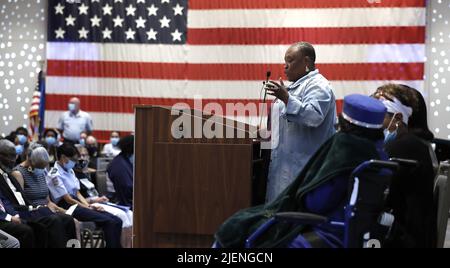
[72,206,122,248]
[20,207,77,248]
[0,221,35,248]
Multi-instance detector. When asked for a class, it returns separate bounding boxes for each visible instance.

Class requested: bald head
[68,97,80,113]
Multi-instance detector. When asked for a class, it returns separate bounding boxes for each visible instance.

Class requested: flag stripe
[189,0,426,9]
[46,76,425,100]
[187,8,426,28]
[46,94,271,115]
[46,43,426,64]
[187,27,426,45]
[45,110,262,131]
[46,60,424,81]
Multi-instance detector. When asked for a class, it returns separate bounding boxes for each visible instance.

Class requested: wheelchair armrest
[275,212,328,225]
[389,158,419,168]
[351,160,399,177]
[245,213,329,248]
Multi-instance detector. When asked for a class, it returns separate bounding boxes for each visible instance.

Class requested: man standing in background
[58,97,93,144]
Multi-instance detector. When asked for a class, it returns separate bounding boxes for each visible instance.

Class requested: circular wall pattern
[0,0,46,137]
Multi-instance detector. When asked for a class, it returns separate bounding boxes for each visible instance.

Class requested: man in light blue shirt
[264,42,337,202]
[58,97,93,143]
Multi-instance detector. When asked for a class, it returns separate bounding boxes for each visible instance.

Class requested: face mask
[33,168,46,177]
[384,129,398,144]
[68,103,76,112]
[129,154,134,165]
[17,134,27,145]
[79,139,85,146]
[86,145,97,157]
[111,137,120,146]
[384,114,398,144]
[45,136,57,146]
[15,145,24,155]
[75,159,89,170]
[64,159,76,171]
[0,155,15,171]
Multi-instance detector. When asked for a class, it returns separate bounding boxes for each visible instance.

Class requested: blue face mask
[129,154,134,165]
[45,136,57,146]
[15,145,24,155]
[383,129,397,144]
[111,137,120,146]
[64,159,76,171]
[79,139,85,146]
[383,114,398,145]
[33,168,46,177]
[68,103,76,112]
[17,134,27,145]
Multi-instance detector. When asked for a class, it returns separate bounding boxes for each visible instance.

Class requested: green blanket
[214,132,381,248]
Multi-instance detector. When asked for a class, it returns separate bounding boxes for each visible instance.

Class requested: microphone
[259,70,271,130]
[265,71,271,85]
[262,70,271,103]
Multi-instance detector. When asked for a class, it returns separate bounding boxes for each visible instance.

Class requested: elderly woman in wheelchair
[214,94,400,248]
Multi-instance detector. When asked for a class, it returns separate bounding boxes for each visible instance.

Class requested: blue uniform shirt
[266,69,337,202]
[46,162,80,203]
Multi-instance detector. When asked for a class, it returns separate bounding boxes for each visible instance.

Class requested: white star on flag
[78,27,89,39]
[55,27,65,38]
[113,15,124,27]
[147,4,158,17]
[125,28,136,40]
[135,17,147,28]
[173,4,184,16]
[65,15,76,26]
[54,3,64,15]
[125,4,136,16]
[146,28,157,40]
[159,16,170,28]
[78,3,89,15]
[171,29,182,41]
[102,4,113,16]
[102,27,112,39]
[90,15,101,27]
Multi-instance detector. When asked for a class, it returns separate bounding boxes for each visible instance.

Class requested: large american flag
[45,0,426,141]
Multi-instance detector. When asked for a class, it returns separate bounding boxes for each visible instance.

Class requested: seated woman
[373,84,437,248]
[214,94,387,248]
[101,131,121,157]
[107,135,134,208]
[10,143,78,247]
[74,145,133,247]
[42,128,60,167]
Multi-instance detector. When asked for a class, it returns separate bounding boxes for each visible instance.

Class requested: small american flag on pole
[29,70,46,141]
[45,0,426,141]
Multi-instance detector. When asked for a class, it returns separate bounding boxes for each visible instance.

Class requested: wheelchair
[242,159,415,248]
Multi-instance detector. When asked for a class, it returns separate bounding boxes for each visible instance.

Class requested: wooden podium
[133,106,266,248]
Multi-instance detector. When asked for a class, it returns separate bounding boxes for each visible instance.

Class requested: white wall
[426,0,450,139]
[0,0,46,137]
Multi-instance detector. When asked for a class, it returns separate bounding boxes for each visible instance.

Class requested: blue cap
[342,94,387,129]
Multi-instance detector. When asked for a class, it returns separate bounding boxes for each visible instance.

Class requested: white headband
[381,97,413,125]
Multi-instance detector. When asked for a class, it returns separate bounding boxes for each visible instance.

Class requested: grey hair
[28,143,49,166]
[0,139,15,155]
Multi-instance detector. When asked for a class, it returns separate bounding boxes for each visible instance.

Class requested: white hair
[28,143,49,166]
